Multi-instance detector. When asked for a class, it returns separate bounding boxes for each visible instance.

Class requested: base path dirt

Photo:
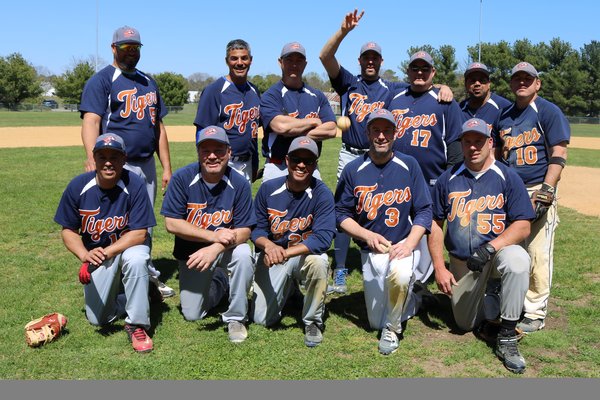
[1,126,599,217]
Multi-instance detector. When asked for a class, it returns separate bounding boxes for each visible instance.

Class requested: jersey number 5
[477,214,505,235]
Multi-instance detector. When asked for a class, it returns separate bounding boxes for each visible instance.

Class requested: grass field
[0,139,599,379]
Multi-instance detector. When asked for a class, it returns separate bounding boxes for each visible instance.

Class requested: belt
[342,143,368,155]
[266,157,285,165]
[231,153,251,162]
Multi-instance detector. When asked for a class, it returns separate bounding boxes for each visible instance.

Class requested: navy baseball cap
[464,62,490,78]
[288,136,318,158]
[280,42,306,58]
[511,61,539,78]
[360,42,382,57]
[366,109,396,128]
[409,51,434,67]
[196,126,230,146]
[460,118,491,138]
[93,133,127,154]
[112,26,142,45]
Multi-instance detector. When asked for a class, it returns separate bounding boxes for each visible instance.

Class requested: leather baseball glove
[24,313,68,347]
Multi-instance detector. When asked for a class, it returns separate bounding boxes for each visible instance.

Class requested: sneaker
[378,328,399,355]
[516,317,545,334]
[157,281,175,298]
[304,323,323,347]
[329,268,348,294]
[496,334,526,374]
[228,321,248,343]
[124,324,153,353]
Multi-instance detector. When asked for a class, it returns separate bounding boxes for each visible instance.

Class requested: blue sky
[2,1,597,79]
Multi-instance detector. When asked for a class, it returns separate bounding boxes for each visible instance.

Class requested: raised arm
[319,9,364,79]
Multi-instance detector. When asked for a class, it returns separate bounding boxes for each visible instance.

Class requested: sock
[499,319,518,337]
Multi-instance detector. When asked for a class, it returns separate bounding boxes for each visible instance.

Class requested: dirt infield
[1,126,598,217]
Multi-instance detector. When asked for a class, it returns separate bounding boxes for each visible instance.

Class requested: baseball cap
[196,126,230,146]
[409,51,434,67]
[464,62,490,78]
[280,42,306,58]
[93,133,127,154]
[360,42,382,57]
[112,26,142,45]
[460,118,491,138]
[288,136,318,158]
[511,61,539,78]
[366,109,396,127]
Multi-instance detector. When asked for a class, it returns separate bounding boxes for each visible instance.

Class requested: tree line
[1,38,599,117]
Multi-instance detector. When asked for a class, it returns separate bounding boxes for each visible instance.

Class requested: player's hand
[389,242,413,260]
[213,229,237,247]
[84,247,107,266]
[84,158,96,172]
[437,85,454,102]
[365,232,392,254]
[466,243,496,272]
[341,9,364,33]
[434,266,456,296]
[263,244,287,267]
[161,169,172,192]
[187,246,220,271]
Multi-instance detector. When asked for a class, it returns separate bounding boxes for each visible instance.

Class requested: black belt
[342,143,368,155]
[231,153,251,162]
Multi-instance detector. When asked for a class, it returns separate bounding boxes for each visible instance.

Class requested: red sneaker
[124,324,153,353]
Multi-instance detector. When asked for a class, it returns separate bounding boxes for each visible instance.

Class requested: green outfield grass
[0,139,598,379]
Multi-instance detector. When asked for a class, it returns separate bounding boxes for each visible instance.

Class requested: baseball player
[319,9,454,294]
[194,39,262,183]
[493,62,570,334]
[54,133,156,353]
[160,126,256,343]
[335,109,432,355]
[260,41,337,182]
[387,50,464,306]
[79,26,175,298]
[459,62,511,125]
[430,118,535,374]
[251,136,336,347]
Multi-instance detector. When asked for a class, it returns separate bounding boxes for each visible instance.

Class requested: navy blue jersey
[388,87,463,187]
[252,176,336,254]
[432,161,535,261]
[54,169,156,250]
[331,66,408,150]
[79,65,167,160]
[260,81,336,160]
[459,92,511,127]
[194,76,261,169]
[160,164,256,260]
[335,151,433,251]
[493,96,571,185]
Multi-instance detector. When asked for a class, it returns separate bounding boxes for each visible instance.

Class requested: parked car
[42,99,58,109]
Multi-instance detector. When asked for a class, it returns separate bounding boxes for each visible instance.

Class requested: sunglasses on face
[410,66,432,73]
[288,155,317,166]
[115,44,141,52]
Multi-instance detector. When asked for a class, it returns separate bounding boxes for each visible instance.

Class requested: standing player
[194,39,261,183]
[79,26,175,298]
[260,41,337,182]
[494,62,570,334]
[319,9,454,294]
[54,134,156,353]
[460,62,511,126]
[335,109,432,355]
[387,50,463,307]
[430,118,534,374]
[251,136,336,347]
[160,126,256,343]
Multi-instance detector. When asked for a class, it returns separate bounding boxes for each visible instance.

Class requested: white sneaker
[150,276,175,298]
[378,328,399,355]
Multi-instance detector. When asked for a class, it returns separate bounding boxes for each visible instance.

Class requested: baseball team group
[52,10,570,374]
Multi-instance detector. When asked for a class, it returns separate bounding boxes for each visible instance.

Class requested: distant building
[188,90,199,103]
[324,92,340,115]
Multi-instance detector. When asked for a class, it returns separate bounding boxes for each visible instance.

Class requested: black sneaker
[496,334,526,374]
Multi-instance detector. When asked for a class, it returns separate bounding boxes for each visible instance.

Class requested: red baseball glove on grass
[24,313,68,347]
